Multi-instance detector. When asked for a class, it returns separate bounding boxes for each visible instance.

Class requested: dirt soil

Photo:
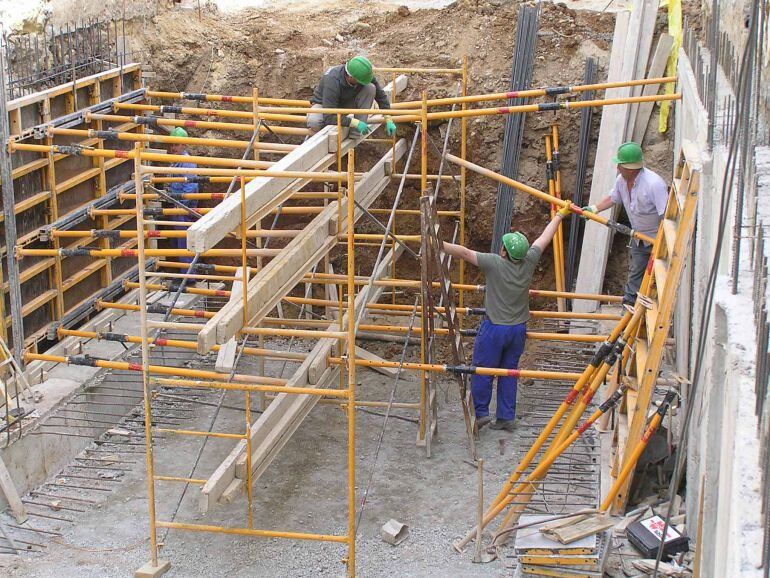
[128,0,676,304]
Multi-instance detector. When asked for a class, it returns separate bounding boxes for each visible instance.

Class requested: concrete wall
[676,29,767,577]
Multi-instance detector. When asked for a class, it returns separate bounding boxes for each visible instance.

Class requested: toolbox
[626,515,689,559]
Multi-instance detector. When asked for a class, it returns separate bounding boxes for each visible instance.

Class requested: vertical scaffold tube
[346,150,357,578]
[134,144,160,568]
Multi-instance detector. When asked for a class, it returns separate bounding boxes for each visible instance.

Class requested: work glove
[385,115,397,137]
[349,118,370,136]
[581,204,598,215]
[557,202,573,219]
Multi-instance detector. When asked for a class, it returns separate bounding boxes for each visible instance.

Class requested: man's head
[501,232,529,261]
[612,141,643,180]
[168,126,188,155]
[345,55,374,86]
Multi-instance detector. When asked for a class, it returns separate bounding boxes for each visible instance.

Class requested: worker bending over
[167,126,199,264]
[307,55,397,137]
[443,206,572,431]
[582,142,668,309]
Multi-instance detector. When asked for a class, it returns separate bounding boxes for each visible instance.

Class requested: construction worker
[443,205,572,431]
[166,126,199,263]
[307,55,397,137]
[581,142,668,309]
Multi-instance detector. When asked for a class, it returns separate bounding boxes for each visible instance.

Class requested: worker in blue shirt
[167,127,199,263]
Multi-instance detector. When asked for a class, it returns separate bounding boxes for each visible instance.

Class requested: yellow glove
[557,201,573,219]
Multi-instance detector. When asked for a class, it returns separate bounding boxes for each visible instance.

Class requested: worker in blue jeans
[167,127,199,263]
[443,204,571,431]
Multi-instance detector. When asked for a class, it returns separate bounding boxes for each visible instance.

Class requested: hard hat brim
[617,161,643,169]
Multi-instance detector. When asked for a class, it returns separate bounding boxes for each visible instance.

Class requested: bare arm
[443,241,478,267]
[531,214,565,253]
[594,196,616,212]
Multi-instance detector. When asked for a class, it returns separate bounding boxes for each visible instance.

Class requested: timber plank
[197,139,407,352]
[186,76,407,253]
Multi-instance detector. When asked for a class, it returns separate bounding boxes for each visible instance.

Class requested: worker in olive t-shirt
[443,205,571,431]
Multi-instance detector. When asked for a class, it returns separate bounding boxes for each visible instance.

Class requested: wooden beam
[185,75,408,254]
[572,10,630,313]
[199,244,403,511]
[196,139,407,353]
[0,454,26,523]
[623,0,661,140]
[354,346,399,377]
[631,34,676,145]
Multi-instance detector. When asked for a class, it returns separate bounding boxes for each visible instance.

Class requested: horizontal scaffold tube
[152,261,624,301]
[59,326,307,363]
[85,112,310,136]
[17,247,281,259]
[47,127,297,153]
[119,282,621,321]
[391,76,677,108]
[151,377,349,398]
[90,206,325,217]
[119,191,337,201]
[251,317,608,342]
[328,357,582,381]
[118,100,420,119]
[24,352,288,385]
[8,142,274,170]
[138,165,343,179]
[148,261,621,301]
[113,101,308,123]
[49,228,422,243]
[145,89,310,106]
[445,154,655,245]
[277,296,623,321]
[394,93,681,123]
[146,76,673,109]
[248,105,419,116]
[124,280,232,297]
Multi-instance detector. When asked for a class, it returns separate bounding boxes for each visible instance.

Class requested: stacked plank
[513,514,612,577]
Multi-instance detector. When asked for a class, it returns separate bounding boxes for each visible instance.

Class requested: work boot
[476,415,493,430]
[490,419,516,432]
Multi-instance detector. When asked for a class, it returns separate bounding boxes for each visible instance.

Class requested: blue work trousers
[470,318,527,421]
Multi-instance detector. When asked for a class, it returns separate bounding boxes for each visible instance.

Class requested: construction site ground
[0,339,543,577]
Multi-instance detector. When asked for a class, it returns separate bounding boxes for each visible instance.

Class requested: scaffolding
[0,44,687,575]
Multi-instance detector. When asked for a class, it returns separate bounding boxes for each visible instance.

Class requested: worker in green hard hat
[166,126,199,263]
[581,141,668,309]
[307,55,397,138]
[443,205,572,431]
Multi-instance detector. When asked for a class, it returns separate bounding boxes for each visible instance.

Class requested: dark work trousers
[624,239,653,306]
[469,318,527,421]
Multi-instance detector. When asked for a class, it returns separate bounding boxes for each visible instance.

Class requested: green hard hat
[502,232,529,261]
[612,141,644,168]
[345,55,374,85]
[170,127,188,138]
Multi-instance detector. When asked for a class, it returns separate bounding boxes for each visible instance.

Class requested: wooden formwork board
[1,64,143,348]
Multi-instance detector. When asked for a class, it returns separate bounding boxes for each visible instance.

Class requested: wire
[652,2,761,574]
[354,297,420,535]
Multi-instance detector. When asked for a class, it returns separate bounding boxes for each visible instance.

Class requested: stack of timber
[513,514,611,578]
